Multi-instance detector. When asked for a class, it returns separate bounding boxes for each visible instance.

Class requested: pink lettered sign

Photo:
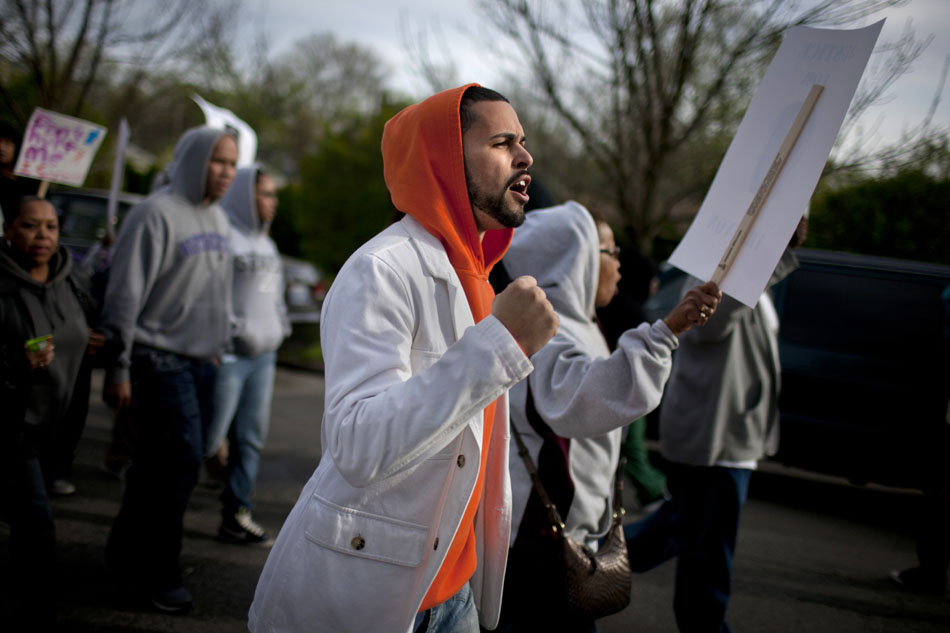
[14,107,107,186]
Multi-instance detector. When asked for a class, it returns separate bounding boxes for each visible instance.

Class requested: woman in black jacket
[0,195,91,625]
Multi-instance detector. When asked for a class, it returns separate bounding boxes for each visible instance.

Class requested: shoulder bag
[508,381,632,620]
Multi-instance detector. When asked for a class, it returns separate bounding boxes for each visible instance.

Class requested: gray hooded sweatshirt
[219,165,289,357]
[0,243,88,453]
[101,126,233,383]
[502,201,679,546]
[659,249,798,467]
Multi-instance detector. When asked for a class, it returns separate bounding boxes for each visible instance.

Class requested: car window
[56,197,110,242]
[50,190,139,261]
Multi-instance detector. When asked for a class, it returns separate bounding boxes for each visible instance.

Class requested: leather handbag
[508,382,632,620]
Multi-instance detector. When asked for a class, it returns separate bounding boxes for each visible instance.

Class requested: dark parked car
[48,187,143,261]
[645,248,950,489]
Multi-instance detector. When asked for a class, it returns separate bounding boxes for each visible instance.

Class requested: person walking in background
[204,165,289,548]
[99,126,237,614]
[492,201,719,631]
[81,231,139,482]
[249,84,559,633]
[889,285,950,597]
[0,122,39,224]
[625,217,808,633]
[0,196,92,626]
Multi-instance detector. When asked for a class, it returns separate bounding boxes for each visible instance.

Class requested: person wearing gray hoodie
[205,165,289,548]
[100,126,237,614]
[494,201,719,631]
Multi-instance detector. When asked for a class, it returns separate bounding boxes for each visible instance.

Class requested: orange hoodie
[381,84,512,611]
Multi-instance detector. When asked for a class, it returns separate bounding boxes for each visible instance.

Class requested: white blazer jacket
[249,216,533,633]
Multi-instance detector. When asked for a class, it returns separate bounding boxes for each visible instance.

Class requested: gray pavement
[2,365,948,632]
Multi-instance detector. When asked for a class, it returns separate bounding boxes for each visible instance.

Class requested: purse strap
[511,379,626,536]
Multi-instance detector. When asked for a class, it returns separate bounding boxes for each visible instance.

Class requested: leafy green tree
[809,164,950,265]
[275,97,411,275]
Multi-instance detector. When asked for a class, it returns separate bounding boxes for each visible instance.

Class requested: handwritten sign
[14,108,107,186]
[668,21,883,307]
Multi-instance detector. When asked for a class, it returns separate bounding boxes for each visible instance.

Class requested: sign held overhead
[14,107,107,188]
[669,21,884,307]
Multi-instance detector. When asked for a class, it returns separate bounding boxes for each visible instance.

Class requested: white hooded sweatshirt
[502,201,679,546]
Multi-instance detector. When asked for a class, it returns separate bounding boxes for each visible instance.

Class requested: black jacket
[0,243,89,456]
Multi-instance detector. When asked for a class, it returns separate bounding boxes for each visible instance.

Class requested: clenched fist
[492,275,559,357]
[664,281,722,336]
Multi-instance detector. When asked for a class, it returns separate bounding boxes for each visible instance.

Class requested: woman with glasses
[490,200,719,632]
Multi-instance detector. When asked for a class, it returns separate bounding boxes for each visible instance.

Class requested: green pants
[622,417,666,506]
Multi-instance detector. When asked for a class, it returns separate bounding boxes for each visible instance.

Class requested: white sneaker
[51,479,76,496]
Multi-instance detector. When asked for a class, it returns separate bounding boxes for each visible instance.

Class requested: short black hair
[0,121,23,167]
[460,86,510,134]
[3,195,53,226]
[0,121,20,145]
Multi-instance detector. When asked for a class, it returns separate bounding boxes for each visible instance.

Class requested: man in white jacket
[249,85,558,633]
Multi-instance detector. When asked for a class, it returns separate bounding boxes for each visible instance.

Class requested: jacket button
[351,536,365,550]
[457,455,466,468]
[433,537,439,550]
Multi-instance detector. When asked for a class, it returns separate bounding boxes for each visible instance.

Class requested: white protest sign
[192,94,257,167]
[14,107,107,187]
[668,21,884,307]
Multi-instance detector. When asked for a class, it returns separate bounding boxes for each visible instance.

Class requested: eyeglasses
[599,246,621,260]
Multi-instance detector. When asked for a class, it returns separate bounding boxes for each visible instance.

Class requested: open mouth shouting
[508,172,531,205]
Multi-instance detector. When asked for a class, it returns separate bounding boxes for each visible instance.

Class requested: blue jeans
[624,463,751,633]
[206,351,276,514]
[413,582,479,633]
[106,347,217,593]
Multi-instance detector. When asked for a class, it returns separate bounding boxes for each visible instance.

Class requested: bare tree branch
[433,0,930,254]
[72,0,112,115]
[59,0,96,106]
[0,0,238,116]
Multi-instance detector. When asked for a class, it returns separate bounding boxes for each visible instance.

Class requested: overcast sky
[245,0,949,151]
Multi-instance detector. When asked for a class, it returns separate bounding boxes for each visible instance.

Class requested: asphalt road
[2,366,947,632]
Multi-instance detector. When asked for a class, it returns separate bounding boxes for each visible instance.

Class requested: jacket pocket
[304,494,429,567]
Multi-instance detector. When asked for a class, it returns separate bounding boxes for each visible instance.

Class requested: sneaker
[50,479,76,496]
[219,508,275,547]
[889,567,947,596]
[150,585,193,614]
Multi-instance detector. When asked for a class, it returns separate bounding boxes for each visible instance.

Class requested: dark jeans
[106,348,217,594]
[0,452,57,624]
[625,463,751,633]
